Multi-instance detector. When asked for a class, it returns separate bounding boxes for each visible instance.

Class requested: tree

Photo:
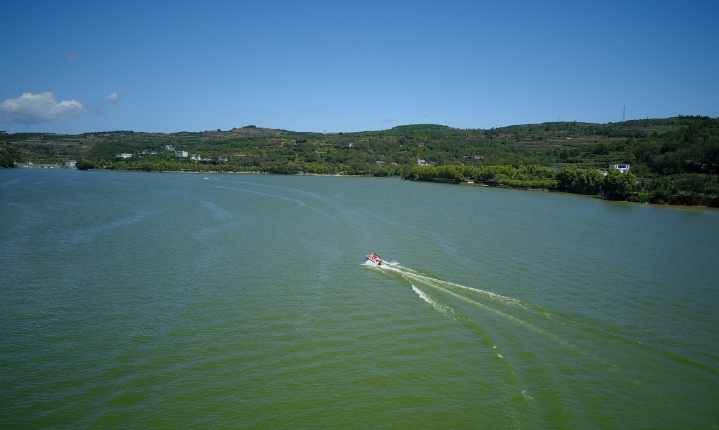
[76,159,96,170]
[0,144,19,168]
[603,171,637,200]
[556,167,603,194]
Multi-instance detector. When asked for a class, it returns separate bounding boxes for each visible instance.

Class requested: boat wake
[367,260,530,311]
[371,261,577,351]
[411,285,455,318]
[365,258,719,377]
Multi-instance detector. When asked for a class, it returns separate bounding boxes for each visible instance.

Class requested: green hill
[2,116,718,206]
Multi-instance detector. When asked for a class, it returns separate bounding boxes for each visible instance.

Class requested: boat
[366,252,383,266]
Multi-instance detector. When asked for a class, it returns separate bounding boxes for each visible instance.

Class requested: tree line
[403,163,717,206]
[3,116,718,206]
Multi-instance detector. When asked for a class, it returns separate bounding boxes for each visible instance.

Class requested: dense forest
[2,116,718,206]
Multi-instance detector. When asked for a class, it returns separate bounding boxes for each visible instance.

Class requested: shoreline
[5,166,718,211]
[149,170,366,177]
[454,179,719,211]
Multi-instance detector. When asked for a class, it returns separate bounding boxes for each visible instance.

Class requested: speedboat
[366,252,383,266]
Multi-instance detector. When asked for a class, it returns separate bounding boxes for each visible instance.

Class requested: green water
[1,169,718,429]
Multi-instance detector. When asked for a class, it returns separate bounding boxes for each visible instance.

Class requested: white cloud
[107,92,119,103]
[0,92,83,123]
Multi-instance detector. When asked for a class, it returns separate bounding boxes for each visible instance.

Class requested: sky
[1,0,717,133]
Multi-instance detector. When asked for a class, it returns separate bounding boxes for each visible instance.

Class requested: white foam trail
[411,285,454,318]
[378,263,528,310]
[418,278,584,354]
[367,259,583,354]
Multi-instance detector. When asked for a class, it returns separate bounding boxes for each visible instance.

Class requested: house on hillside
[175,150,188,158]
[116,153,133,160]
[610,163,630,174]
[64,160,77,169]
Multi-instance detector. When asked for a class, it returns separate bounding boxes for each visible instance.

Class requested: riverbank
[456,179,719,211]
[403,164,719,208]
[4,116,718,207]
[8,163,717,210]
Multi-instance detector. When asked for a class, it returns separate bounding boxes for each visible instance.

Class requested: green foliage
[556,167,604,194]
[76,159,96,170]
[643,174,719,206]
[4,116,719,205]
[403,164,558,189]
[0,143,19,167]
[603,171,638,200]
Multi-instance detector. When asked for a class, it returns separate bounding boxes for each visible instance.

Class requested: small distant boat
[366,252,383,266]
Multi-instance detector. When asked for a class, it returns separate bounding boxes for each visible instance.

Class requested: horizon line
[1,114,716,136]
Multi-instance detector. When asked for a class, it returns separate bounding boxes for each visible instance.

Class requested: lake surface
[1,169,718,429]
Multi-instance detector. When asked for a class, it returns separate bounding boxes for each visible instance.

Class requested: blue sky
[1,0,717,133]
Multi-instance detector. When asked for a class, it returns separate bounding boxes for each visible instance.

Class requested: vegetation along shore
[2,116,717,207]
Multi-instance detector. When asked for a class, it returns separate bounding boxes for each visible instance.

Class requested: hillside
[2,116,718,206]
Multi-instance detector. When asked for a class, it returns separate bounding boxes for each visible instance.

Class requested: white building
[417,158,428,166]
[190,154,202,161]
[175,150,189,158]
[116,153,133,160]
[610,163,630,174]
[165,145,175,151]
[64,160,77,168]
